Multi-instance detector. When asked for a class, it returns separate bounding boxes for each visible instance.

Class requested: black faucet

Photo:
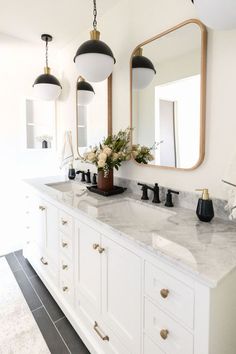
[92,173,97,185]
[137,183,149,200]
[76,170,86,182]
[150,183,160,204]
[165,189,179,207]
[85,169,91,184]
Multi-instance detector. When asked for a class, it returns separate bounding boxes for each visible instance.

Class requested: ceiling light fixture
[74,0,116,82]
[132,48,156,90]
[33,34,62,101]
[191,0,236,30]
[77,76,95,106]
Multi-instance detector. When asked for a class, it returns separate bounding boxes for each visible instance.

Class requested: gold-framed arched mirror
[76,75,112,157]
[130,19,207,170]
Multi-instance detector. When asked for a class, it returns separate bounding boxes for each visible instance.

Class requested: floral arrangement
[132,141,162,164]
[82,128,131,176]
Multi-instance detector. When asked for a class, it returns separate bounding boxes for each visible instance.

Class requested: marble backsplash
[115,176,230,220]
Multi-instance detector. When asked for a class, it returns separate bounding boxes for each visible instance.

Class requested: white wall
[0,34,60,255]
[57,0,236,200]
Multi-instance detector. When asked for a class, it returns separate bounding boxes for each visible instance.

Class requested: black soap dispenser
[196,189,214,222]
[68,163,76,180]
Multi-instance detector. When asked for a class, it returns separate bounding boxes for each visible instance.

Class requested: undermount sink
[98,198,175,227]
[46,181,87,194]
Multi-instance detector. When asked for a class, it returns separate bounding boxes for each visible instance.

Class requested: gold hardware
[39,205,46,211]
[134,47,143,56]
[62,241,68,248]
[93,243,99,250]
[44,66,51,74]
[61,219,68,225]
[196,188,209,200]
[90,29,100,40]
[98,246,105,254]
[40,257,48,265]
[62,264,68,270]
[93,321,109,341]
[160,289,169,299]
[160,329,169,340]
[62,286,68,292]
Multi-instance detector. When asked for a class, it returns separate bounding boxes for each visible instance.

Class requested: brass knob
[62,241,68,248]
[62,286,68,292]
[61,219,68,225]
[160,329,169,340]
[39,205,46,211]
[160,289,169,299]
[98,246,105,254]
[93,243,99,250]
[62,264,68,270]
[40,257,48,265]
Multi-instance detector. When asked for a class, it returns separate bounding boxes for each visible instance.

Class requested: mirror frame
[76,75,113,158]
[130,19,207,171]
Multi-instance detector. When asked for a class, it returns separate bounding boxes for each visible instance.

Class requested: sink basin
[46,181,87,194]
[98,198,175,227]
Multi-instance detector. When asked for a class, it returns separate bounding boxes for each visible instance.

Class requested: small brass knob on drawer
[62,241,68,248]
[160,289,169,299]
[40,257,48,265]
[160,329,169,340]
[62,264,68,270]
[93,243,99,250]
[98,246,105,254]
[39,205,46,211]
[62,286,68,292]
[61,219,68,225]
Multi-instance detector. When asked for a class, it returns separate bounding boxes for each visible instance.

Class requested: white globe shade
[132,67,156,90]
[33,83,61,101]
[77,90,95,106]
[75,53,114,82]
[193,0,236,30]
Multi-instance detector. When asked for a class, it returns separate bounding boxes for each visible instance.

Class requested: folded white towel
[60,131,74,169]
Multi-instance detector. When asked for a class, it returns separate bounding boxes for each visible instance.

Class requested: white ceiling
[0,0,120,48]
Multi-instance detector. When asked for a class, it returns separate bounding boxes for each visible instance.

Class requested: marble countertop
[23,176,236,288]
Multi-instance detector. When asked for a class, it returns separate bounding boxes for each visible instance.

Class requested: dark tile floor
[5,250,90,354]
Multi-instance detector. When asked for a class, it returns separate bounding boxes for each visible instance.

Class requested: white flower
[98,160,106,168]
[112,152,118,161]
[98,152,107,162]
[132,151,138,158]
[103,147,112,156]
[87,152,96,161]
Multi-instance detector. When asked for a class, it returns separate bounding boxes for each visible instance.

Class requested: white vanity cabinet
[23,186,236,354]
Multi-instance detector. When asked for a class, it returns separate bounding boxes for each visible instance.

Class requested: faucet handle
[165,189,179,207]
[137,183,149,200]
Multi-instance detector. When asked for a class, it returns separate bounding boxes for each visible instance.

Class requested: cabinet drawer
[58,210,73,236]
[59,232,73,258]
[59,255,73,282]
[59,274,74,306]
[144,335,164,354]
[145,261,194,328]
[144,299,193,354]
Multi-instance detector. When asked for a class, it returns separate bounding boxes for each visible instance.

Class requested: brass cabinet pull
[62,241,68,248]
[61,219,68,225]
[93,321,109,341]
[62,286,68,292]
[40,257,48,265]
[160,289,169,299]
[160,329,169,340]
[62,264,68,270]
[98,246,105,254]
[39,205,46,211]
[93,243,99,250]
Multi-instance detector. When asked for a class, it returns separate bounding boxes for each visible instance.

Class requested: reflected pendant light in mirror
[132,48,156,90]
[74,0,116,82]
[191,0,236,30]
[33,34,62,101]
[77,76,95,106]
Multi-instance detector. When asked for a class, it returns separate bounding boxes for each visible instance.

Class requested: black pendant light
[132,48,156,90]
[77,76,95,106]
[33,34,62,101]
[74,0,116,82]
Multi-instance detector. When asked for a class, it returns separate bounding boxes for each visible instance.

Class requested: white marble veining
[0,258,50,354]
[23,176,236,288]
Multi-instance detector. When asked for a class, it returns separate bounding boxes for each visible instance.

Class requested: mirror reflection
[131,21,206,169]
[76,76,112,157]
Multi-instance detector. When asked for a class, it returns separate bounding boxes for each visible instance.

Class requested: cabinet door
[101,236,142,354]
[30,195,46,250]
[77,222,101,314]
[45,201,59,266]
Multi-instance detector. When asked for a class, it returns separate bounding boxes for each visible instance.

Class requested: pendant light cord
[93,0,97,30]
[45,38,49,68]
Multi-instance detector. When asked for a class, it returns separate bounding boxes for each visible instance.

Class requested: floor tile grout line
[12,252,72,354]
[54,315,66,324]
[31,305,44,313]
